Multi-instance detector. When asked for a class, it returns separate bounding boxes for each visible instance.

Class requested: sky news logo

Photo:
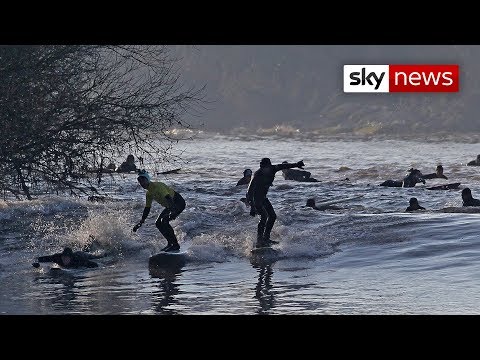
[343,65,459,93]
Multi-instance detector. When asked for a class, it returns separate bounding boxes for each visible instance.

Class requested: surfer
[305,198,341,211]
[281,161,318,182]
[405,197,426,212]
[32,247,104,269]
[133,170,186,252]
[246,158,305,248]
[462,188,480,207]
[379,168,425,188]
[236,169,253,186]
[467,155,480,166]
[116,154,137,173]
[422,165,448,180]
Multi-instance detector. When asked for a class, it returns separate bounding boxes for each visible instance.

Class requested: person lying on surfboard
[422,165,448,180]
[462,188,480,207]
[32,247,103,269]
[379,168,425,188]
[133,170,186,252]
[405,197,426,212]
[281,161,319,182]
[246,158,305,248]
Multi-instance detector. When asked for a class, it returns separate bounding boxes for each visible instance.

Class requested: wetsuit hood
[260,158,271,167]
[137,169,151,182]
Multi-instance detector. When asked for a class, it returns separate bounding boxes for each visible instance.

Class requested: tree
[0,45,205,199]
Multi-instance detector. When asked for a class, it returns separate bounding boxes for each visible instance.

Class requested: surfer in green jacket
[133,170,186,252]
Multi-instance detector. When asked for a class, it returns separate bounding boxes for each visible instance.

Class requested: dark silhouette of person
[422,165,448,180]
[32,247,103,269]
[380,168,425,188]
[116,154,137,173]
[467,155,480,166]
[246,157,305,248]
[281,161,318,182]
[461,188,480,207]
[133,170,186,252]
[405,197,426,212]
[236,169,252,186]
[305,198,341,211]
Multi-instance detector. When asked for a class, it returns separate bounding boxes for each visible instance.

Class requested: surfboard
[426,182,461,190]
[250,246,281,266]
[315,194,364,207]
[158,168,181,175]
[149,250,188,267]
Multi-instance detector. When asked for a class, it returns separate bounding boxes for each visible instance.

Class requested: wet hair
[127,154,135,162]
[306,198,316,207]
[436,165,443,172]
[409,197,418,205]
[260,158,272,167]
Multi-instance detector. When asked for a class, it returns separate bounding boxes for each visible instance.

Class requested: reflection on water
[149,261,185,315]
[253,264,276,314]
[33,270,87,313]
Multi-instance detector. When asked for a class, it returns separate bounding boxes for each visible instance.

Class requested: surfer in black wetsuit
[405,197,426,212]
[461,188,480,207]
[32,247,104,269]
[281,162,318,182]
[422,165,448,180]
[379,168,425,188]
[246,158,305,248]
[236,169,252,186]
[116,154,137,173]
[467,155,480,166]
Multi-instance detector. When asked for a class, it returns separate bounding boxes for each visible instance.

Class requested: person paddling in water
[32,247,103,269]
[405,197,426,212]
[246,158,305,248]
[133,170,186,252]
[422,165,448,180]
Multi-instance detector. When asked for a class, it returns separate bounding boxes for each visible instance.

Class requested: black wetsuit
[236,176,251,186]
[282,169,318,182]
[116,162,137,173]
[37,251,101,268]
[380,170,425,188]
[422,173,448,180]
[247,162,301,244]
[405,204,426,212]
[463,198,480,207]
